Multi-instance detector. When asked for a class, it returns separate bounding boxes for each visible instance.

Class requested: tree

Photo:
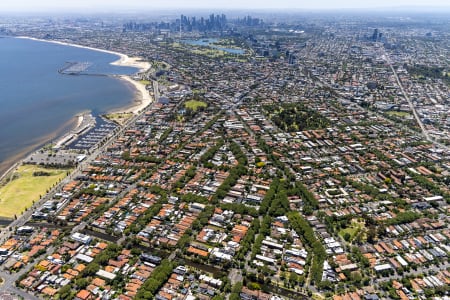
[58,285,72,299]
[343,232,351,242]
[82,262,100,277]
[248,282,261,290]
[135,260,174,299]
[75,278,89,289]
[289,272,299,285]
[367,225,377,243]
[288,211,326,285]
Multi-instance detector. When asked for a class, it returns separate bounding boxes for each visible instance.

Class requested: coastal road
[0,69,161,300]
[0,107,149,295]
[0,77,158,297]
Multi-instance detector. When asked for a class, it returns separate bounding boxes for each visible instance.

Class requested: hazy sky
[0,0,449,12]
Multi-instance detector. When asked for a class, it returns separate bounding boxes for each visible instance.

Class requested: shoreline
[0,36,154,181]
[15,36,151,72]
[113,76,153,114]
[0,116,78,185]
[16,36,154,115]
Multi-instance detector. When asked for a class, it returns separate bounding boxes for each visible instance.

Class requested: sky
[0,0,449,12]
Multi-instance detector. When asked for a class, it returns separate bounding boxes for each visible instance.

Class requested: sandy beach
[116,76,153,114]
[0,116,77,182]
[16,36,154,114]
[16,36,150,72]
[0,37,154,181]
[110,55,151,72]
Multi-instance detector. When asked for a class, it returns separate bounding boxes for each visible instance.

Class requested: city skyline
[1,0,449,12]
[0,3,450,300]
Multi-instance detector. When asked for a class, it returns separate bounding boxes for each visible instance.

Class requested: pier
[58,61,92,75]
[58,61,136,77]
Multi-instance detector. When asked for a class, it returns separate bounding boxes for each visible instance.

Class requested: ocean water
[0,37,139,176]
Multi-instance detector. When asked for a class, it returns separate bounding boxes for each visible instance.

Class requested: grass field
[104,112,134,125]
[185,100,207,111]
[339,226,359,240]
[339,219,366,242]
[140,80,151,85]
[386,111,411,118]
[0,165,72,218]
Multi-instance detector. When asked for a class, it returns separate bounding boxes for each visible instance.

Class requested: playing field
[0,165,72,218]
[104,112,134,125]
[386,111,411,118]
[185,100,207,111]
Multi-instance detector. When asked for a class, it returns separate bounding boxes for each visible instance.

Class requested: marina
[0,37,138,178]
[67,117,117,150]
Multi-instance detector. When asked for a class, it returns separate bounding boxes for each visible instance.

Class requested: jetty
[58,61,92,75]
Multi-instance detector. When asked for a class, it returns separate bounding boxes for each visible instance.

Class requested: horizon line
[1,5,450,14]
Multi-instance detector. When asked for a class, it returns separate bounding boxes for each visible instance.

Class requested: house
[75,290,92,300]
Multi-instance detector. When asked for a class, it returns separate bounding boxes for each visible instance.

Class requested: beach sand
[0,37,154,180]
[16,36,154,114]
[116,76,153,114]
[17,36,150,72]
[111,55,151,72]
[0,116,77,181]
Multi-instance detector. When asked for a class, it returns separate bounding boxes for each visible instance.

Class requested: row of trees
[212,141,247,202]
[172,166,197,190]
[135,259,175,299]
[288,211,326,285]
[236,218,260,261]
[159,127,173,143]
[251,215,272,260]
[200,139,224,168]
[291,182,318,215]
[259,179,280,215]
[219,202,258,217]
[386,211,420,225]
[267,180,289,217]
[259,178,292,217]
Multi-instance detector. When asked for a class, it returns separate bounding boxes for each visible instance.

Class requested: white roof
[374,264,392,271]
[96,269,117,280]
[75,253,94,263]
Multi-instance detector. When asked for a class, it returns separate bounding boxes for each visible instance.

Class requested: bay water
[0,37,138,176]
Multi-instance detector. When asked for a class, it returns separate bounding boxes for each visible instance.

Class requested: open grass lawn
[191,48,228,57]
[185,100,207,111]
[0,165,72,218]
[104,112,134,125]
[339,226,359,239]
[339,219,366,242]
[386,111,411,118]
[140,80,151,85]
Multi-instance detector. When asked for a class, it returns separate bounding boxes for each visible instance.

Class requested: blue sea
[0,37,139,176]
